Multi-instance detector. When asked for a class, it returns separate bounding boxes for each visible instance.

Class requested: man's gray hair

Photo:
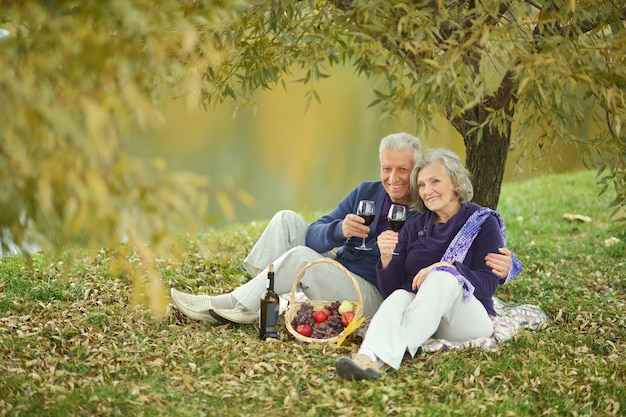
[410,148,474,213]
[379,132,422,164]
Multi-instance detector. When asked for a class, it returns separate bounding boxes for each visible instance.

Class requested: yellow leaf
[569,0,576,12]
[216,191,236,221]
[336,316,366,346]
[479,25,489,46]
[422,59,440,69]
[182,377,196,393]
[517,77,531,95]
[235,188,256,208]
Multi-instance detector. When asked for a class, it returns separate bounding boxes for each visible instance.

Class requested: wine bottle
[259,263,280,340]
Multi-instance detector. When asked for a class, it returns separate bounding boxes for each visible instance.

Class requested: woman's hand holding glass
[378,230,399,267]
[384,204,406,255]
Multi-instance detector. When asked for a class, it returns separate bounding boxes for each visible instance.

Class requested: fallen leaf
[563,213,592,222]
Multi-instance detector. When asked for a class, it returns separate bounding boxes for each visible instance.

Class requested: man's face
[380,148,415,205]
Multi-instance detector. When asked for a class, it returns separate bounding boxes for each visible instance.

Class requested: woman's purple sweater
[376,202,504,316]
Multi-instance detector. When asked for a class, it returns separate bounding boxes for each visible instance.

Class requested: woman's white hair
[410,148,474,213]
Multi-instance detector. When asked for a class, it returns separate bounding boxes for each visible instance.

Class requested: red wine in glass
[387,204,407,255]
[356,200,375,251]
[361,214,375,226]
[388,219,405,232]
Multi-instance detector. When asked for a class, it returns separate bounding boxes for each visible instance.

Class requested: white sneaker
[170,288,219,324]
[209,305,259,325]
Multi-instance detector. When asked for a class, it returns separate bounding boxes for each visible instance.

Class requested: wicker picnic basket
[285,258,364,343]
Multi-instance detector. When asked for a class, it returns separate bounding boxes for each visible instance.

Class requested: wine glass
[386,204,406,255]
[355,200,375,251]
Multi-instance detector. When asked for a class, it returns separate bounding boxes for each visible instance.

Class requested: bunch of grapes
[328,301,341,312]
[312,322,335,339]
[325,313,344,333]
[292,302,315,327]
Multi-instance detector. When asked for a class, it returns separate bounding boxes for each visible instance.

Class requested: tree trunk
[463,124,511,210]
[448,111,513,210]
[448,68,517,210]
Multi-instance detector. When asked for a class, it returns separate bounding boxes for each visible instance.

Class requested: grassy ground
[1,170,625,416]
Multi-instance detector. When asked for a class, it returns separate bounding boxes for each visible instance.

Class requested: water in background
[130,67,587,225]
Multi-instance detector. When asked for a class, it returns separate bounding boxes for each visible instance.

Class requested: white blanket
[419,297,548,352]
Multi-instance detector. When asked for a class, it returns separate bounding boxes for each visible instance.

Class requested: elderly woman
[335,148,521,380]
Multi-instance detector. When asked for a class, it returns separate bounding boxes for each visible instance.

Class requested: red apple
[312,310,328,324]
[296,323,312,337]
[341,311,355,327]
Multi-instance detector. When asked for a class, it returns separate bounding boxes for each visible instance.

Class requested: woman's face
[417,162,460,217]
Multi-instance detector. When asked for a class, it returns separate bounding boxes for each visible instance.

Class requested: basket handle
[288,258,364,307]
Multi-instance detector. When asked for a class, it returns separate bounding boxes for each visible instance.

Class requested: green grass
[1,170,625,416]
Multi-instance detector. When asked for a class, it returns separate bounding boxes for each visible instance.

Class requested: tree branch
[525,0,626,41]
